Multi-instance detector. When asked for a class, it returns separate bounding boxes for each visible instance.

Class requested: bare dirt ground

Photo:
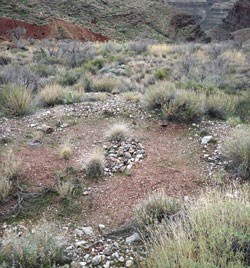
[0,100,205,229]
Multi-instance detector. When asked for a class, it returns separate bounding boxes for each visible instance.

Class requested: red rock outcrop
[0,17,108,42]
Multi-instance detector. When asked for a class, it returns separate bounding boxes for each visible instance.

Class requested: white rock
[126,260,134,267]
[126,233,140,244]
[201,136,213,145]
[118,256,125,262]
[75,240,87,247]
[92,255,102,266]
[81,226,94,236]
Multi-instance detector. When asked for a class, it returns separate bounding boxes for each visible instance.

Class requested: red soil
[0,17,108,42]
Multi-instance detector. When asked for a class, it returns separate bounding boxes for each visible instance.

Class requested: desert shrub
[105,123,130,142]
[0,55,11,66]
[227,116,242,127]
[82,77,94,92]
[83,57,106,74]
[204,92,237,120]
[0,222,66,267]
[0,177,12,202]
[85,150,104,179]
[235,91,250,120]
[223,127,250,179]
[93,77,119,93]
[122,92,142,102]
[60,41,96,68]
[58,143,72,160]
[0,149,21,179]
[0,84,34,116]
[163,89,204,122]
[144,81,176,110]
[55,180,75,199]
[128,39,151,53]
[143,187,250,268]
[154,68,170,80]
[135,192,182,227]
[58,69,81,86]
[0,65,40,92]
[31,64,56,78]
[145,82,204,122]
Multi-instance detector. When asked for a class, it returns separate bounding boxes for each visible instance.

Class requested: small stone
[81,226,94,236]
[83,191,89,196]
[112,252,119,259]
[104,260,111,268]
[98,224,106,229]
[75,240,87,247]
[126,260,134,267]
[118,256,125,262]
[201,136,213,145]
[126,233,140,244]
[92,255,102,266]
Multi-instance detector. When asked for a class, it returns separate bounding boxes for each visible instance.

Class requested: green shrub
[223,127,250,179]
[204,92,237,120]
[83,57,106,74]
[143,187,250,268]
[0,84,34,116]
[135,191,182,227]
[85,150,104,179]
[0,222,66,267]
[154,68,170,80]
[58,70,81,86]
[31,64,56,78]
[144,81,176,110]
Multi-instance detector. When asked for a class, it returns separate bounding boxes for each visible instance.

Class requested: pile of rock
[63,226,145,268]
[103,138,146,176]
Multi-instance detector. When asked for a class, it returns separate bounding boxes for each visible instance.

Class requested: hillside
[0,0,207,42]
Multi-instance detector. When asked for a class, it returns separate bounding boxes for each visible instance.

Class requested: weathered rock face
[221,0,250,31]
[170,12,210,41]
[164,0,237,31]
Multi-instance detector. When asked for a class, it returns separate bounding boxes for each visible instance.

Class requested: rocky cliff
[164,0,237,31]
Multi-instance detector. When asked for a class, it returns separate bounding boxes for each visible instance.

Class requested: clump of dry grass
[122,92,142,102]
[1,149,21,179]
[85,149,104,179]
[39,84,82,106]
[149,44,172,57]
[39,84,66,106]
[93,77,119,93]
[221,49,246,65]
[55,180,75,199]
[58,143,72,160]
[223,126,250,179]
[135,191,182,227]
[144,81,176,110]
[1,221,66,267]
[0,177,12,202]
[0,84,34,116]
[142,186,250,268]
[105,122,130,142]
